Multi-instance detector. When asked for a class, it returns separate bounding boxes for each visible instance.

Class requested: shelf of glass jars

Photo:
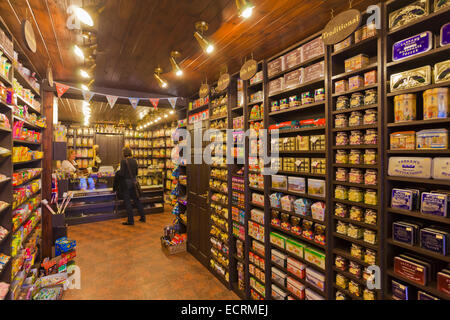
[331,84,378,98]
[268,78,325,99]
[273,126,326,136]
[268,101,326,117]
[332,104,378,115]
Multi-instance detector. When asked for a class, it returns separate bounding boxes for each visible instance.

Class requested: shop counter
[63,185,165,225]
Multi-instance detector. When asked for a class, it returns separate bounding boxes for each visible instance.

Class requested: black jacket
[114,157,138,197]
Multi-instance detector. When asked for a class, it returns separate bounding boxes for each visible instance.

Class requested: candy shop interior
[0,0,450,303]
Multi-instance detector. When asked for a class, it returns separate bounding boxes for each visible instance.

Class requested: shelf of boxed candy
[384,0,450,301]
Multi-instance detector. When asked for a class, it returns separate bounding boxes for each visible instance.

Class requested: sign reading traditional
[322,9,362,46]
[217,73,230,91]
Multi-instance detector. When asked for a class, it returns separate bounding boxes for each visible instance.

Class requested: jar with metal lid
[364,89,377,105]
[349,168,364,184]
[347,224,363,239]
[336,150,348,164]
[364,170,377,185]
[349,261,362,278]
[350,130,363,145]
[364,249,376,265]
[335,255,347,270]
[350,93,364,108]
[349,149,362,164]
[336,221,348,235]
[364,149,377,164]
[364,229,377,245]
[351,244,363,259]
[364,129,377,145]
[335,114,348,128]
[336,168,348,182]
[336,96,350,111]
[349,111,363,127]
[336,132,349,146]
[363,109,377,125]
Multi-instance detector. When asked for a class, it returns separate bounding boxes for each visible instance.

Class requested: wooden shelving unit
[329,7,385,301]
[0,17,44,300]
[383,0,450,301]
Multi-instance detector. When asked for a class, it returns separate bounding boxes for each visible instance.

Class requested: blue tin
[393,31,433,61]
[441,23,450,47]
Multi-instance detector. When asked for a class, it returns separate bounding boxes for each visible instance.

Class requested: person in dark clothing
[116,146,146,226]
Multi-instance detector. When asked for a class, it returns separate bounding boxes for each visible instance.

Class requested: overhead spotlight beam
[194,21,214,54]
[170,51,183,77]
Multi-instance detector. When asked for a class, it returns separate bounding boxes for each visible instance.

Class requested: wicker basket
[160,236,186,254]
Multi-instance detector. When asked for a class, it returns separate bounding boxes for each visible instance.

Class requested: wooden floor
[63,206,238,300]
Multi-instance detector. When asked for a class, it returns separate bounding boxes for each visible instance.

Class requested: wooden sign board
[199,83,210,98]
[47,66,53,88]
[240,59,258,80]
[217,73,230,91]
[322,9,362,46]
[22,20,37,53]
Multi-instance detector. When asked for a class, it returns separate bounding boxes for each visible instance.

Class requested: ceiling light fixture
[164,114,168,118]
[74,45,85,59]
[154,67,168,88]
[81,84,89,91]
[170,51,183,77]
[236,0,254,19]
[170,110,175,115]
[74,7,94,27]
[79,63,96,79]
[194,21,214,54]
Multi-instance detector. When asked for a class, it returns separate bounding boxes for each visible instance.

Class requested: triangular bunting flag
[106,95,119,109]
[150,98,160,110]
[129,98,140,109]
[168,97,178,109]
[82,90,94,102]
[55,82,70,98]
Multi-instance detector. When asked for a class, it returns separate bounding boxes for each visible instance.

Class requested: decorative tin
[435,0,450,11]
[392,189,414,210]
[420,227,449,255]
[394,256,427,286]
[393,31,433,61]
[390,65,431,92]
[421,192,449,217]
[434,59,450,83]
[392,280,409,300]
[441,22,450,46]
[389,0,429,31]
[393,222,418,245]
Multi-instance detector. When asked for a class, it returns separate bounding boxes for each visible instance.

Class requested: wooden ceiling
[1,0,379,98]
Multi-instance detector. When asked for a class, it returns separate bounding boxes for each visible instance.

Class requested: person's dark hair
[122,146,132,158]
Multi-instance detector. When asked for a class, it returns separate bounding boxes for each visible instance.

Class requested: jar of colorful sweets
[350,93,364,108]
[364,89,377,105]
[351,244,363,259]
[364,209,377,225]
[349,261,362,278]
[363,109,377,125]
[348,187,363,202]
[336,221,348,235]
[350,206,363,221]
[336,132,349,145]
[363,149,377,164]
[335,114,348,128]
[336,96,350,110]
[364,229,377,245]
[349,111,363,127]
[364,129,377,145]
[349,149,362,164]
[350,130,363,145]
[364,170,377,185]
[364,189,377,205]
[335,255,347,271]
[336,168,348,182]
[336,150,348,164]
[349,168,364,184]
[335,203,348,218]
[335,185,348,200]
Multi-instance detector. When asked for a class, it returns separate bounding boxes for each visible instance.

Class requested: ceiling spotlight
[170,110,174,114]
[154,67,168,88]
[79,64,96,79]
[74,45,85,59]
[74,7,94,27]
[164,114,168,118]
[194,21,214,54]
[236,0,254,19]
[81,84,89,91]
[170,51,183,77]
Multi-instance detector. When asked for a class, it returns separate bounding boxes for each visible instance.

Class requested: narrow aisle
[63,208,238,300]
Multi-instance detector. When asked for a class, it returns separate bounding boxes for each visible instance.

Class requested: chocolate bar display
[393,221,420,245]
[421,192,448,217]
[437,270,450,296]
[420,227,449,255]
[434,59,450,83]
[389,0,429,31]
[393,31,433,61]
[392,280,410,300]
[441,22,450,46]
[390,66,431,92]
[394,255,428,285]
